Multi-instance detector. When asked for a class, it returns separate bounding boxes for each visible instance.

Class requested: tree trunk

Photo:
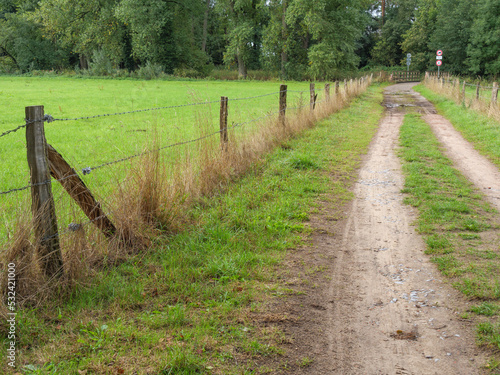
[79,54,88,70]
[237,50,247,79]
[281,0,288,78]
[201,0,210,52]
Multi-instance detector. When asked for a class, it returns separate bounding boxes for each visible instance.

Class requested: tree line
[0,0,498,79]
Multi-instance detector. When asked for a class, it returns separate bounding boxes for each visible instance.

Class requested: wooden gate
[391,71,421,82]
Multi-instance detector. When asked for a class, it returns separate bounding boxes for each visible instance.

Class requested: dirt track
[278,83,499,374]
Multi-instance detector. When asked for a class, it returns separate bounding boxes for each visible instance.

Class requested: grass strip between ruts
[414,84,500,169]
[399,112,500,371]
[3,84,385,374]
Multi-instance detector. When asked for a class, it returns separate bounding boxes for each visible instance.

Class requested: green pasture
[0,77,328,246]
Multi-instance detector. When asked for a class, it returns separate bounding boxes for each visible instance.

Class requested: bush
[88,49,114,76]
[136,61,165,80]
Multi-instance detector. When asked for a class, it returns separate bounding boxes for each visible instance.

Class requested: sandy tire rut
[279,83,499,374]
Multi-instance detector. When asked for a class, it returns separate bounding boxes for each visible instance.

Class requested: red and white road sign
[437,50,443,56]
[436,60,442,66]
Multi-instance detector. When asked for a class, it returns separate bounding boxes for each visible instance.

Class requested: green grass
[398,112,500,367]
[0,83,384,374]
[414,84,500,169]
[0,77,332,248]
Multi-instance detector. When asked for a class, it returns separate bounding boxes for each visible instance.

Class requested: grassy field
[0,77,330,247]
[399,112,500,370]
[0,83,384,374]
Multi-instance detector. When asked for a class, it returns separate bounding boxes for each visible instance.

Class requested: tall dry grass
[424,74,500,122]
[1,76,372,307]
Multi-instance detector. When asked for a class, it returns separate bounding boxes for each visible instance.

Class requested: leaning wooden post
[325,83,330,102]
[220,96,229,150]
[25,105,63,278]
[279,84,287,127]
[310,83,316,110]
[491,82,499,107]
[47,145,116,238]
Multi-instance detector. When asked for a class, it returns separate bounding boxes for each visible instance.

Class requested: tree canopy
[0,0,498,78]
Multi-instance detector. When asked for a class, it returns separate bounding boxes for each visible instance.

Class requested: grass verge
[399,112,500,370]
[0,84,384,374]
[414,83,500,169]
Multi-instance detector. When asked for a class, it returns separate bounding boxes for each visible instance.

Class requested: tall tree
[288,0,369,79]
[429,0,475,75]
[32,0,124,68]
[400,0,437,72]
[217,0,263,78]
[466,0,500,76]
[371,0,417,67]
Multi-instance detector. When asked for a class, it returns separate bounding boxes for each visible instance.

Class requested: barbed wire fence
[425,72,499,114]
[0,76,372,278]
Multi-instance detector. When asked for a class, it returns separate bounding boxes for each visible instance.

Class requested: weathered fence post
[491,82,499,107]
[462,81,466,104]
[47,145,116,238]
[325,83,330,102]
[344,79,348,95]
[476,83,480,101]
[279,84,287,126]
[335,81,340,96]
[220,96,228,149]
[310,83,317,110]
[25,105,63,278]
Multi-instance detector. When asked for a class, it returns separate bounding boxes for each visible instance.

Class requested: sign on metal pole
[436,50,443,78]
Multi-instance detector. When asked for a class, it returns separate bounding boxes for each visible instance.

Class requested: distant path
[321,83,484,374]
[412,90,500,212]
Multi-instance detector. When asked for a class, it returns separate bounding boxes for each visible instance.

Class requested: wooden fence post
[325,83,330,101]
[492,82,499,106]
[47,145,116,238]
[462,81,466,104]
[220,96,229,149]
[25,105,63,278]
[310,83,317,110]
[279,84,287,126]
[476,83,480,101]
[344,79,348,95]
[335,81,340,95]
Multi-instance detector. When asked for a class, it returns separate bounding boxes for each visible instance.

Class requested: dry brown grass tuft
[425,75,500,122]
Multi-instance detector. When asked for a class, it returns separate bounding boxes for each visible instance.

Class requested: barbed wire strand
[0,93,330,196]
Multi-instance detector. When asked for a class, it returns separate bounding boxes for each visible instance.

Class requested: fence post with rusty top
[220,96,229,150]
[279,84,287,126]
[25,105,63,278]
